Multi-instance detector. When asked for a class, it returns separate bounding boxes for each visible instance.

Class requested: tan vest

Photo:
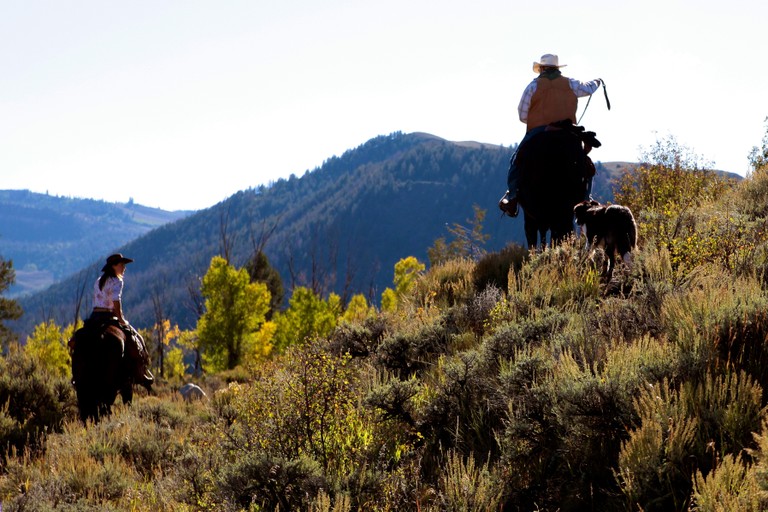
[526,76,578,131]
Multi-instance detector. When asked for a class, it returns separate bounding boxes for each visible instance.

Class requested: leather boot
[498,191,519,217]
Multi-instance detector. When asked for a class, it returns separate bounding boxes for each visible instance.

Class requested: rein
[577,79,610,125]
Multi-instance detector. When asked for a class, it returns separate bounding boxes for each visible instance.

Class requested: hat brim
[533,62,567,73]
[101,257,134,272]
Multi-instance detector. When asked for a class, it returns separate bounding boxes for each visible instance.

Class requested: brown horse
[515,122,598,249]
[71,323,135,423]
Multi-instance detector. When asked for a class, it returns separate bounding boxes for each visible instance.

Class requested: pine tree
[0,256,22,349]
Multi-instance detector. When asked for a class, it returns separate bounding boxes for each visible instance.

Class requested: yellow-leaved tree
[381,256,425,312]
[272,287,340,352]
[341,293,375,324]
[24,320,73,378]
[196,256,273,372]
[147,319,182,379]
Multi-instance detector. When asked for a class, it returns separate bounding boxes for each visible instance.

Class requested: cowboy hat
[102,253,134,271]
[533,54,567,73]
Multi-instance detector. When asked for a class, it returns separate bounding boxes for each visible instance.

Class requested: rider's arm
[518,80,538,123]
[569,78,601,98]
[107,277,127,325]
[113,299,127,326]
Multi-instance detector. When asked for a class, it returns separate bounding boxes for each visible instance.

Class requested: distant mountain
[0,190,191,297]
[11,132,625,336]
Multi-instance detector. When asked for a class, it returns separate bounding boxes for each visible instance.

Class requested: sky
[2,0,767,211]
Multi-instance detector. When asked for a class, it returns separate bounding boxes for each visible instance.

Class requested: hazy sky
[2,1,766,211]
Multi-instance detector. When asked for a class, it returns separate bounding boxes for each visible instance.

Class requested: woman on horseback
[88,253,154,389]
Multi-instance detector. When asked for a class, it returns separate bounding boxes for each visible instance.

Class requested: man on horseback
[499,54,602,217]
[84,253,154,390]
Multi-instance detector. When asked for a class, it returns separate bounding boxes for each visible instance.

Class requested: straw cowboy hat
[533,54,567,73]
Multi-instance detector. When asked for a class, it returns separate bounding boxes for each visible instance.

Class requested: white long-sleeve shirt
[518,77,601,123]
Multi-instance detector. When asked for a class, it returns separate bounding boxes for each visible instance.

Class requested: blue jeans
[506,126,546,196]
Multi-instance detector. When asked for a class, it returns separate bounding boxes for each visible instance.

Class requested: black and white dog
[573,200,637,278]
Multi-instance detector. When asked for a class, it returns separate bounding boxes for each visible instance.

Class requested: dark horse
[515,121,599,249]
[71,323,137,423]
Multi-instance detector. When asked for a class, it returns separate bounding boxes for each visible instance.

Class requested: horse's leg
[551,211,575,246]
[120,382,134,405]
[605,253,616,281]
[523,211,539,250]
[76,387,97,424]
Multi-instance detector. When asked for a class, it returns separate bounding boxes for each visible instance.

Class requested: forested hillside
[11,132,622,335]
[0,190,190,297]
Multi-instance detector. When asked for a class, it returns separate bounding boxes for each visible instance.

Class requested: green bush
[211,341,374,485]
[508,236,602,315]
[691,452,764,512]
[471,243,527,293]
[412,258,476,309]
[484,307,570,362]
[456,284,503,337]
[328,315,390,358]
[375,315,458,378]
[416,348,502,466]
[0,350,76,460]
[217,453,326,511]
[434,450,503,512]
[617,371,766,511]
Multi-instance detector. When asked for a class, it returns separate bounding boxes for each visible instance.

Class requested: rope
[576,94,593,125]
[576,79,610,125]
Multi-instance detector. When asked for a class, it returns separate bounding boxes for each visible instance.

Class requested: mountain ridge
[0,190,191,297]
[7,131,646,336]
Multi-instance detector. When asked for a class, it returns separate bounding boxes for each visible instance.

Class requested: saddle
[70,318,149,364]
[69,320,153,389]
[546,119,601,150]
[70,317,125,354]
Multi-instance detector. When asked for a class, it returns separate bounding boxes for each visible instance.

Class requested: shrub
[509,236,602,315]
[737,161,768,219]
[374,316,458,378]
[364,377,419,429]
[471,243,527,293]
[615,137,732,249]
[617,371,766,511]
[581,295,664,345]
[455,284,503,337]
[211,341,374,485]
[327,315,390,358]
[0,350,76,460]
[434,450,503,512]
[690,452,764,512]
[416,348,502,464]
[216,453,325,511]
[412,258,476,310]
[496,357,561,509]
[661,269,768,383]
[1,420,135,509]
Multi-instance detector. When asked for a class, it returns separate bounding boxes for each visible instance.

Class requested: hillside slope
[0,190,190,296]
[12,132,623,335]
